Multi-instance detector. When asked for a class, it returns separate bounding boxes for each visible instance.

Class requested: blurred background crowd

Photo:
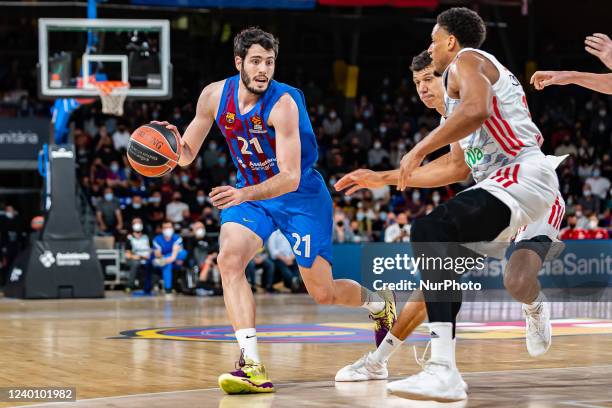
[0,3,611,294]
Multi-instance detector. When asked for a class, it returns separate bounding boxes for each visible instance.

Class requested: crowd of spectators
[2,66,612,293]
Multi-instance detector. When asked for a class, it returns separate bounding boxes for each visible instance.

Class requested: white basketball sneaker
[335,352,388,382]
[386,359,467,402]
[523,299,552,357]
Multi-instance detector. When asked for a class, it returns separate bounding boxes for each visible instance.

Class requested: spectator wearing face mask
[559,215,588,240]
[368,139,390,168]
[166,192,190,224]
[210,153,230,186]
[431,190,442,207]
[125,218,153,294]
[177,171,196,199]
[146,191,165,232]
[106,160,128,189]
[153,221,187,296]
[407,189,426,219]
[183,221,219,295]
[96,187,123,237]
[332,213,355,243]
[190,189,208,218]
[578,184,601,216]
[203,141,219,169]
[585,167,611,200]
[124,195,148,227]
[322,109,342,138]
[586,214,609,239]
[112,123,131,152]
[344,121,372,149]
[246,248,277,293]
[384,212,411,242]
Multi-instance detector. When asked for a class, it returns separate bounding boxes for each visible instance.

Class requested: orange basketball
[127,123,182,177]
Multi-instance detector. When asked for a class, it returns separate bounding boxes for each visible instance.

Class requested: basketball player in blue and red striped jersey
[152,27,396,395]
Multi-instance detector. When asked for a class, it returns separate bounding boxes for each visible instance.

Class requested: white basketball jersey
[443,48,545,183]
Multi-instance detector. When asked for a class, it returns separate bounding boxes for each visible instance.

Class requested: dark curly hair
[233,27,279,60]
[437,7,486,49]
[410,50,433,72]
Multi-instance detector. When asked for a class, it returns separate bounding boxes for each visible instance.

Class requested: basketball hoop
[94,81,130,116]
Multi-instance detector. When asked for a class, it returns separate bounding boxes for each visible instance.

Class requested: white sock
[524,292,546,312]
[362,290,385,314]
[370,332,403,363]
[429,322,455,366]
[235,328,260,363]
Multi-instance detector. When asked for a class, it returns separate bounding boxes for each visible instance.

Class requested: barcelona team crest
[225,112,235,125]
[250,115,266,134]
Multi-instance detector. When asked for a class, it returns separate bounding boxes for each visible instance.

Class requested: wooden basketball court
[1,293,611,407]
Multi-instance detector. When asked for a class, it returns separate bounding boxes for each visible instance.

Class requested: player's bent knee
[217,251,248,280]
[503,271,530,295]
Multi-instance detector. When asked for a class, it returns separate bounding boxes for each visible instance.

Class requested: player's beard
[241,65,271,95]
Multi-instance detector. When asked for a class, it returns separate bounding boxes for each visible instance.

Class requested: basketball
[127,123,182,177]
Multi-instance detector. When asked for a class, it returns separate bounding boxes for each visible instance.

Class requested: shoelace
[412,341,448,376]
[234,348,261,373]
[524,303,545,337]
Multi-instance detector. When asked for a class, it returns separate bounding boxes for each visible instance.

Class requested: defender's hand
[398,148,425,190]
[210,185,247,210]
[530,71,573,90]
[585,33,612,69]
[334,169,385,195]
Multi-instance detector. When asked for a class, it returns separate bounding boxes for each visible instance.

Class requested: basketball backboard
[38,18,171,100]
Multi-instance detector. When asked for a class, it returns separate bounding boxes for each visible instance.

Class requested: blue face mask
[104,193,113,201]
[219,157,227,166]
[379,212,387,221]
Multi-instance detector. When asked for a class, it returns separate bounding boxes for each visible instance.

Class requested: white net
[95,81,130,116]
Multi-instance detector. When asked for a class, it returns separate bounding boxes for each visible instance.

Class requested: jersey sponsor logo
[464,147,484,169]
[250,115,267,134]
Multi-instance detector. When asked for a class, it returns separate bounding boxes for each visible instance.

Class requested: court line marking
[16,364,612,407]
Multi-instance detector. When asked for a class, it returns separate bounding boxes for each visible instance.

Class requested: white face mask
[196,196,206,204]
[432,193,440,204]
[195,228,205,238]
[589,220,598,229]
[163,228,174,238]
[133,223,143,232]
[412,191,421,202]
[374,142,382,149]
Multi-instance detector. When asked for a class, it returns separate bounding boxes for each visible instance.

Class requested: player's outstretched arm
[152,81,221,167]
[530,70,612,95]
[209,94,301,209]
[398,53,491,189]
[335,143,469,195]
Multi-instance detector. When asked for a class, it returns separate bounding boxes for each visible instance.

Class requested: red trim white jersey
[443,48,545,183]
